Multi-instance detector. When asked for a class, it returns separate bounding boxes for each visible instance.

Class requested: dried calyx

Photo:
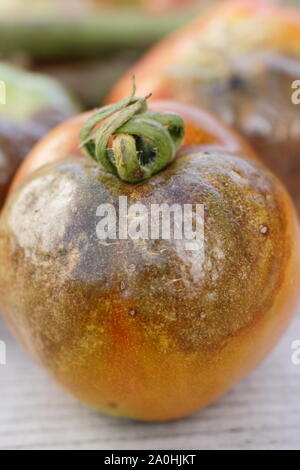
[80,80,184,183]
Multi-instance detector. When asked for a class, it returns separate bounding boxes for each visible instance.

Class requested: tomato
[0,63,80,207]
[0,89,299,421]
[108,0,300,214]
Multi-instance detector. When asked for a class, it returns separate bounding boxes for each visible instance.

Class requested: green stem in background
[0,12,193,61]
[80,81,184,183]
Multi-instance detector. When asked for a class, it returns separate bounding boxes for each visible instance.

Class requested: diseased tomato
[0,88,299,421]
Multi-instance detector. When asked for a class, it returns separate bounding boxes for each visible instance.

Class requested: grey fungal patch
[260,225,269,235]
[120,281,126,291]
[128,264,136,273]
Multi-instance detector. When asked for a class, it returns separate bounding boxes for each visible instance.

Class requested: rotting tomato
[0,85,299,421]
[108,0,300,214]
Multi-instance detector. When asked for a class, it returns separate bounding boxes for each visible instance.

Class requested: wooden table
[0,311,299,450]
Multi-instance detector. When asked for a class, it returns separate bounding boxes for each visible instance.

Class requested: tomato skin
[1,99,300,421]
[108,0,300,214]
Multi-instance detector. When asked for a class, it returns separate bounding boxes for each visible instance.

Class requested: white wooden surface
[0,311,299,450]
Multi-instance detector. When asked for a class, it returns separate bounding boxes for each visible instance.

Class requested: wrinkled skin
[108,0,300,214]
[0,102,299,421]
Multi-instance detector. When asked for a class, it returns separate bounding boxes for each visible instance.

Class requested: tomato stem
[79,79,185,183]
[0,12,193,60]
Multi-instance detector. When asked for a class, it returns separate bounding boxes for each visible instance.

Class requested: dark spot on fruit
[108,402,118,408]
[229,74,245,91]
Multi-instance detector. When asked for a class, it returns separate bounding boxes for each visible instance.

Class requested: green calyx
[79,80,184,183]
